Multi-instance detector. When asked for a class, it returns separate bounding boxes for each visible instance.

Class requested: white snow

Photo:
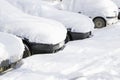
[112,0,120,11]
[0,0,67,44]
[0,68,67,80]
[6,0,94,33]
[1,21,120,80]
[40,4,94,33]
[112,0,120,8]
[1,0,120,80]
[61,0,118,17]
[0,32,24,63]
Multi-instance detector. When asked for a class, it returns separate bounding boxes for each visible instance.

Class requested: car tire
[93,17,106,28]
[23,43,31,58]
[65,34,70,43]
[65,30,72,43]
[118,12,120,19]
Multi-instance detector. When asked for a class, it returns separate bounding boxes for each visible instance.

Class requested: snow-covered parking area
[1,22,120,80]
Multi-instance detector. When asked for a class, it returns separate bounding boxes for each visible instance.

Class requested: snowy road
[1,22,120,80]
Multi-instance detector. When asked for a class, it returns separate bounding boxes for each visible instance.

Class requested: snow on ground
[0,68,67,80]
[1,22,120,80]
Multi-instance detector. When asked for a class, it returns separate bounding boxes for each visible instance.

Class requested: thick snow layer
[40,4,94,33]
[0,32,24,63]
[6,0,94,33]
[1,22,120,80]
[0,0,67,44]
[61,0,118,18]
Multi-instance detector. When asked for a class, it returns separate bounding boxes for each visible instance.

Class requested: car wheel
[93,18,106,28]
[23,43,31,58]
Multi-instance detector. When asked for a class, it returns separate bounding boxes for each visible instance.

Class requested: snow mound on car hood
[0,32,24,63]
[0,0,67,44]
[40,4,94,33]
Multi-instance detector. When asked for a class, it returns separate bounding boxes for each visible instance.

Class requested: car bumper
[0,59,21,74]
[30,41,65,54]
[106,16,118,25]
[68,31,92,40]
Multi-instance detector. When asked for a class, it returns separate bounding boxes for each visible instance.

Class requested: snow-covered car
[6,0,94,41]
[45,0,118,28]
[0,32,24,73]
[112,0,120,19]
[0,0,67,55]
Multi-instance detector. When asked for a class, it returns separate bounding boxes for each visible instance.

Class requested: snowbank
[6,0,94,33]
[0,32,24,63]
[0,0,67,44]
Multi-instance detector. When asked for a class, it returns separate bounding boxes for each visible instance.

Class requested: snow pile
[0,32,24,63]
[0,0,67,44]
[6,0,94,33]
